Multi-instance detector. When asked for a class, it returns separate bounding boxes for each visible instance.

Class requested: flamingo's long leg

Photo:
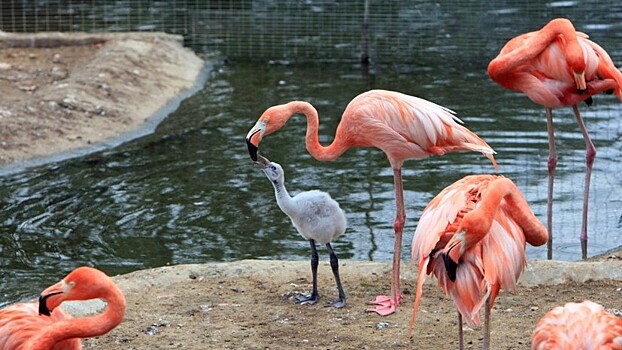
[483,297,491,350]
[458,311,464,350]
[572,104,595,260]
[366,168,404,315]
[391,168,405,305]
[545,107,557,260]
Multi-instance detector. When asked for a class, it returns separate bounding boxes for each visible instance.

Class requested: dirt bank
[0,31,207,173]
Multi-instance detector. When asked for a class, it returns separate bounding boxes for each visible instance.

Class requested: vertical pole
[360,0,370,65]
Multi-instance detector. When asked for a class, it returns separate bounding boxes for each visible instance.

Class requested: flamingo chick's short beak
[253,155,271,169]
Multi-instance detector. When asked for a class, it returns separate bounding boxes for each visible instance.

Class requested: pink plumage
[532,300,622,350]
[488,17,622,260]
[409,175,548,349]
[0,303,78,350]
[0,266,125,350]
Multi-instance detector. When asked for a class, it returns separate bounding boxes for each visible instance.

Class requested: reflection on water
[1,0,622,305]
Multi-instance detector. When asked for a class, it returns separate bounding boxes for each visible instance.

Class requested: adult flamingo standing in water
[532,300,622,349]
[246,89,499,315]
[0,266,126,349]
[488,17,622,260]
[409,175,548,350]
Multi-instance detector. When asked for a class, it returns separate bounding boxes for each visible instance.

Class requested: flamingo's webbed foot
[365,295,398,316]
[325,297,346,309]
[295,293,319,305]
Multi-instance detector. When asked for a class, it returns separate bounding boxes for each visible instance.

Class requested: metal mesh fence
[1,1,621,63]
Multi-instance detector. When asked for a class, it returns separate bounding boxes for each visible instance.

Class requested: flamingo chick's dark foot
[325,297,346,309]
[365,295,398,316]
[295,293,319,305]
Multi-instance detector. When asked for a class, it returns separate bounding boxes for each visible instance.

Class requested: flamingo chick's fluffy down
[257,158,347,308]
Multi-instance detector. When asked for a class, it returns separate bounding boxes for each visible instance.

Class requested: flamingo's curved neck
[475,178,548,246]
[287,101,349,161]
[490,18,580,76]
[27,289,126,348]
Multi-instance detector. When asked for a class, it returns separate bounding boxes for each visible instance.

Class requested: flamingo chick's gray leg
[325,242,346,308]
[296,239,319,305]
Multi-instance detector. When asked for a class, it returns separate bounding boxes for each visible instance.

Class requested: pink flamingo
[532,300,622,349]
[246,89,498,315]
[0,266,126,349]
[409,174,548,349]
[488,17,622,260]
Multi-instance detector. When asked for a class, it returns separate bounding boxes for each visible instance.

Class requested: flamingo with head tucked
[488,17,622,260]
[0,266,126,350]
[246,89,498,315]
[409,174,548,350]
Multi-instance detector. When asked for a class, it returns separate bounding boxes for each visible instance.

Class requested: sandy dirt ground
[1,33,622,349]
[79,259,622,350]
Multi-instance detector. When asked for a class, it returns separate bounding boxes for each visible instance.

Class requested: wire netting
[1,1,621,63]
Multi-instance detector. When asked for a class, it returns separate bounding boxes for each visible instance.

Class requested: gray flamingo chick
[256,155,347,308]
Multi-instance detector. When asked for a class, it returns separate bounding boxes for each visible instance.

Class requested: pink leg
[545,108,556,260]
[366,168,404,315]
[572,105,595,260]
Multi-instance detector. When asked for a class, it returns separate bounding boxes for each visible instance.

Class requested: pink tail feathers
[409,258,429,337]
[461,142,499,171]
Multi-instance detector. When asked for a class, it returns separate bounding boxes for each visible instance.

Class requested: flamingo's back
[488,21,622,108]
[0,302,79,350]
[532,301,622,350]
[339,90,498,170]
[410,175,531,330]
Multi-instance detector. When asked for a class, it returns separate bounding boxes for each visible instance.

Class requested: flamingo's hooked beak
[38,290,62,316]
[38,278,68,316]
[253,155,270,169]
[246,121,266,162]
[246,133,259,162]
[574,71,587,93]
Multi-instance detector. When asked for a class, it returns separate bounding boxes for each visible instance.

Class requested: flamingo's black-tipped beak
[38,291,62,316]
[247,137,258,162]
[246,127,262,162]
[442,253,458,282]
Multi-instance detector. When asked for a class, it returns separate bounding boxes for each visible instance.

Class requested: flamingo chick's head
[38,266,121,316]
[246,105,291,161]
[254,155,285,184]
